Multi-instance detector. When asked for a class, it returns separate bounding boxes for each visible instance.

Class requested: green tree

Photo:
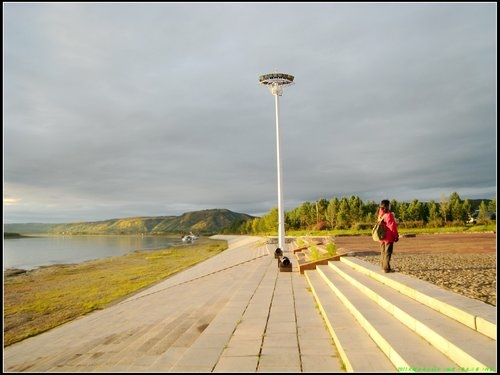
[462,199,472,222]
[266,207,280,233]
[325,198,339,229]
[298,201,316,228]
[285,209,301,230]
[449,192,465,222]
[316,198,329,225]
[363,200,379,223]
[439,194,450,223]
[427,200,441,226]
[336,197,350,229]
[487,196,496,214]
[245,192,493,234]
[477,201,490,223]
[398,202,409,222]
[407,199,423,221]
[348,195,364,224]
[389,199,400,220]
[251,218,260,234]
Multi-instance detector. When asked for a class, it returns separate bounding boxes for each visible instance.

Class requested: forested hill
[4,209,255,235]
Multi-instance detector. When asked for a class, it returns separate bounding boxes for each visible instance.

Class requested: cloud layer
[4,3,496,223]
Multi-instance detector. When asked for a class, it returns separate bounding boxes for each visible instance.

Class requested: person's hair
[380,200,390,210]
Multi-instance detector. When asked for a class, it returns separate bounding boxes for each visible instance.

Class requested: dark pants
[380,242,394,271]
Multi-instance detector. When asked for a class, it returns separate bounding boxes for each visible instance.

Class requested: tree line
[232,192,496,234]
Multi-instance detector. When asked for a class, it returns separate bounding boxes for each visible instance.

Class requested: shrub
[398,220,426,229]
[313,221,327,231]
[309,245,319,261]
[353,223,371,231]
[326,242,337,256]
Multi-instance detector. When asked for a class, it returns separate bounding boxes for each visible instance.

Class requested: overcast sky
[3,2,497,224]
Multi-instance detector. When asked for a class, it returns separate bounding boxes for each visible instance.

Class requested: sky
[3,2,497,224]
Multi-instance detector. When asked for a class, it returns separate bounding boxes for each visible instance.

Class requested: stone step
[325,262,496,368]
[339,256,496,340]
[311,266,459,371]
[304,271,396,372]
[304,257,497,372]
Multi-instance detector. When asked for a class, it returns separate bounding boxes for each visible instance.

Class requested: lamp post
[259,72,294,254]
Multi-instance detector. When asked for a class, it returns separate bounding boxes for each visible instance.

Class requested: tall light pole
[259,72,294,254]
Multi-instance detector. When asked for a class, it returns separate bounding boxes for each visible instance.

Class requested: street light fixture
[259,72,295,257]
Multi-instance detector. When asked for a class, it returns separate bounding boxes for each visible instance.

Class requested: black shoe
[384,269,395,273]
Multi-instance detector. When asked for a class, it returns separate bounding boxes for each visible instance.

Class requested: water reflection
[3,235,184,271]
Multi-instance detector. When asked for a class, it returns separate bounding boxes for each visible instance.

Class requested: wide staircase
[302,255,496,372]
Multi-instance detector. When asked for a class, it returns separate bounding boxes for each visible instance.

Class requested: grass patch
[309,245,320,261]
[326,242,337,256]
[286,224,495,238]
[3,238,227,347]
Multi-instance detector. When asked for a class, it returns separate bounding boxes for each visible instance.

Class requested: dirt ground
[332,232,497,255]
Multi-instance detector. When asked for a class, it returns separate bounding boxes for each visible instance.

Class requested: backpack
[372,217,386,241]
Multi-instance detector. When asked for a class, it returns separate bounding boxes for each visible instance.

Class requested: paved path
[4,235,343,373]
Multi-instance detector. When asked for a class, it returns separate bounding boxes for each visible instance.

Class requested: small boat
[181,232,198,243]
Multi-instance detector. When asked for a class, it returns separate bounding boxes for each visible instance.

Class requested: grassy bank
[3,238,228,347]
[3,232,30,239]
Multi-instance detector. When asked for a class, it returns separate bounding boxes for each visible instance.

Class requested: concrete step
[305,257,497,372]
[304,271,396,372]
[312,266,459,371]
[326,261,496,369]
[339,256,496,340]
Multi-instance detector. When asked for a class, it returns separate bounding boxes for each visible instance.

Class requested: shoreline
[4,239,229,347]
[3,234,196,272]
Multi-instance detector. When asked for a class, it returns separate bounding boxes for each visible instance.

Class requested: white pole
[274,89,286,252]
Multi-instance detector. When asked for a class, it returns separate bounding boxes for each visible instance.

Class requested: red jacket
[378,208,399,243]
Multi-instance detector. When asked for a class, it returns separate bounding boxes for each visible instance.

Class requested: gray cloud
[4,2,496,223]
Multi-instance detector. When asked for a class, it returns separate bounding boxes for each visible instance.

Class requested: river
[3,235,187,271]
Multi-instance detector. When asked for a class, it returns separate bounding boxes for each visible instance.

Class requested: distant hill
[4,209,255,235]
[3,222,56,235]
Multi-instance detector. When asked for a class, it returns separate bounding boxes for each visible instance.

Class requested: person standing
[377,200,399,273]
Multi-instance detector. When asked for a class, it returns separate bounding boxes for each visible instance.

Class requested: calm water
[3,235,186,271]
